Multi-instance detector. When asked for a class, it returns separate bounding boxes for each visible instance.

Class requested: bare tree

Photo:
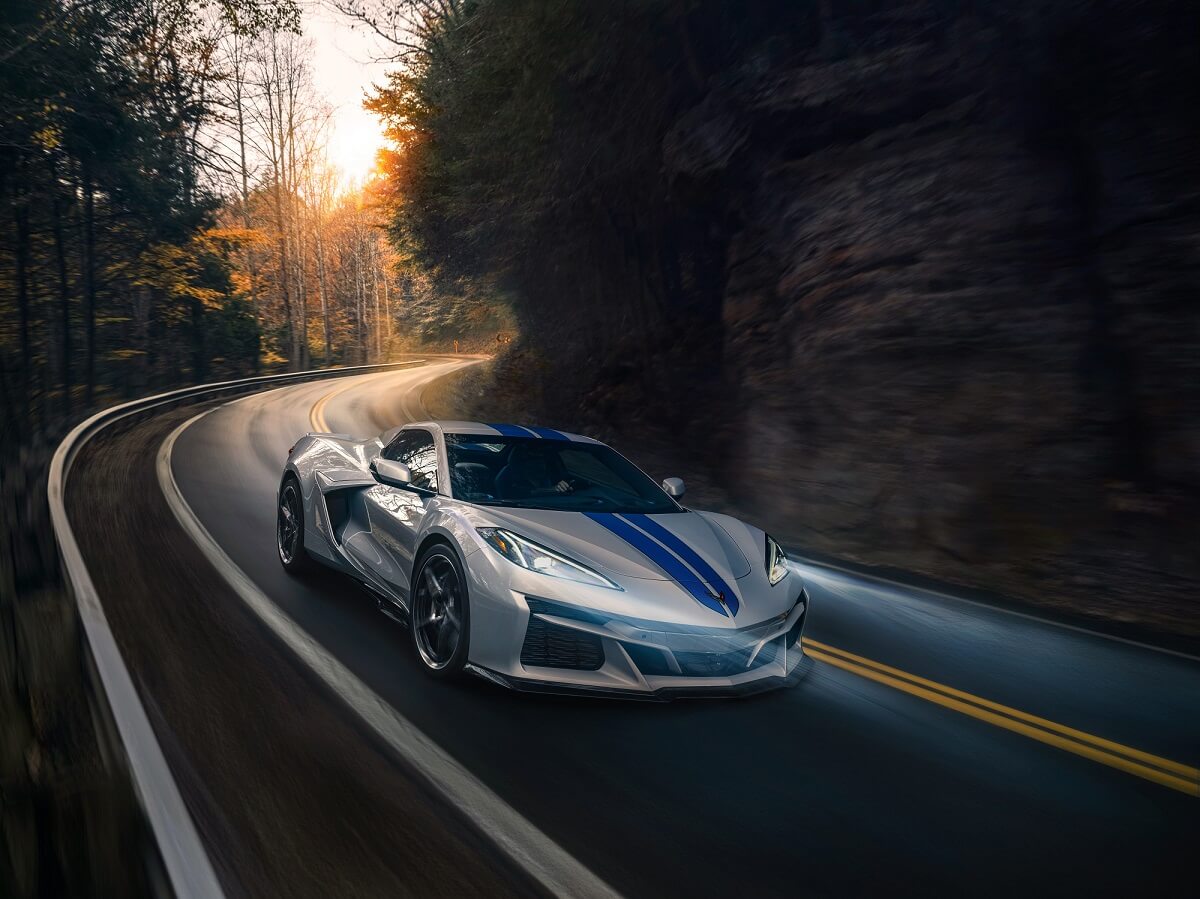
[243,32,329,369]
[325,0,465,63]
[197,19,403,370]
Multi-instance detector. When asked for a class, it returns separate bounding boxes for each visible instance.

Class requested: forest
[0,0,507,464]
[1,3,503,887]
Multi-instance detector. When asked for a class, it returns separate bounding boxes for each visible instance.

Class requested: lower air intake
[674,645,771,677]
[521,615,604,671]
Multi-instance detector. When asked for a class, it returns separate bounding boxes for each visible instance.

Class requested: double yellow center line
[309,379,357,432]
[308,362,425,432]
[804,638,1199,797]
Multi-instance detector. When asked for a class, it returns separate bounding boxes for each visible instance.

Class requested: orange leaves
[109,227,254,310]
[201,226,270,250]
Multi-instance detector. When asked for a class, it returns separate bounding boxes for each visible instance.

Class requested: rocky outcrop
[460,1,1199,635]
[657,1,1200,630]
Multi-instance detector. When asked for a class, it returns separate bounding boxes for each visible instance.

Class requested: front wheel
[409,545,471,677]
[277,476,314,575]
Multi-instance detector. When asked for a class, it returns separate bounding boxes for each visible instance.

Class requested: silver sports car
[277,421,809,697]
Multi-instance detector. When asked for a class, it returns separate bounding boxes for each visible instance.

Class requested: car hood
[471,507,752,584]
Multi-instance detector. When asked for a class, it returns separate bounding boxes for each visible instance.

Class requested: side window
[382,429,440,492]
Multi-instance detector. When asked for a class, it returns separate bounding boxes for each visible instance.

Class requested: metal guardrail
[46,362,425,899]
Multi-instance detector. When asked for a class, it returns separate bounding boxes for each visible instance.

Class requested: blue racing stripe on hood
[488,423,538,438]
[621,514,740,615]
[584,513,729,616]
[527,426,570,441]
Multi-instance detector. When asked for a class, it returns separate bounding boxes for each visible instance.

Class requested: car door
[362,427,440,604]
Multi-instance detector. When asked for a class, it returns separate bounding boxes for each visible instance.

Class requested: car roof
[404,421,603,445]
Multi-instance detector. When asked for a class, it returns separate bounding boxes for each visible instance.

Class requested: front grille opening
[674,645,767,677]
[622,642,673,676]
[623,640,779,678]
[521,615,604,671]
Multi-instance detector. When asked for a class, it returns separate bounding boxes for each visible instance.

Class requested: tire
[409,544,471,678]
[277,475,315,575]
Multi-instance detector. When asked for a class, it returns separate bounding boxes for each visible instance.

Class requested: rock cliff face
[474,1,1200,634]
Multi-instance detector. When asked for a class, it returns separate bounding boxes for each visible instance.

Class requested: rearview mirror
[662,477,685,498]
[371,458,413,489]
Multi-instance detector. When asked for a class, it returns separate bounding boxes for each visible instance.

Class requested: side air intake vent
[323,489,352,542]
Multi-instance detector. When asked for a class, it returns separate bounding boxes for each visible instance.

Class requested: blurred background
[1,0,1197,894]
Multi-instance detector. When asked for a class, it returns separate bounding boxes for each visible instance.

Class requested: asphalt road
[102,363,1200,896]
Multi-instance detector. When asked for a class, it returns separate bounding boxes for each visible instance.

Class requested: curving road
[75,362,1199,897]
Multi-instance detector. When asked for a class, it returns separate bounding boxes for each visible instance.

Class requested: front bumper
[465,572,811,698]
[466,652,814,701]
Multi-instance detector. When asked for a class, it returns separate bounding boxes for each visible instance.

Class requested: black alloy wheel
[409,545,470,676]
[277,477,313,574]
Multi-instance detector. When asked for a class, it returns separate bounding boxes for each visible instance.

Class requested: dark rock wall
[656,1,1199,625]
[463,2,1199,632]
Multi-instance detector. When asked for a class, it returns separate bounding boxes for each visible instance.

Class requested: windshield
[445,434,681,514]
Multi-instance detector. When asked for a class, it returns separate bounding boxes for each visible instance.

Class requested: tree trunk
[271,153,294,369]
[355,250,366,363]
[0,350,19,451]
[234,66,260,369]
[371,245,383,359]
[82,169,98,405]
[354,255,362,363]
[51,188,72,412]
[279,229,295,368]
[13,201,32,422]
[294,222,307,369]
[265,37,296,372]
[316,227,331,365]
[132,286,151,393]
[190,296,206,383]
[383,277,391,345]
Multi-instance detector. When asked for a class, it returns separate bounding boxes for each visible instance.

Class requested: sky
[305,4,394,187]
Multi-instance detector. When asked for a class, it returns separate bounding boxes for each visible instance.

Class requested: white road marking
[157,382,620,899]
[45,435,226,899]
[46,361,452,899]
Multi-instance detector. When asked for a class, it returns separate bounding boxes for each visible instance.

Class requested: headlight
[766,534,789,586]
[477,528,622,590]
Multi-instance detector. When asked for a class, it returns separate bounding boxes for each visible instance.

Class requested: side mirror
[371,458,413,489]
[662,477,685,499]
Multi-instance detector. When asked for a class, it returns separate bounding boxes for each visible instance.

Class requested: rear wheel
[277,476,314,575]
[409,545,470,677]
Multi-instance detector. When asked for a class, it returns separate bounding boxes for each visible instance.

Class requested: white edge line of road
[790,554,1200,665]
[50,430,230,899]
[157,403,622,899]
[44,360,464,899]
